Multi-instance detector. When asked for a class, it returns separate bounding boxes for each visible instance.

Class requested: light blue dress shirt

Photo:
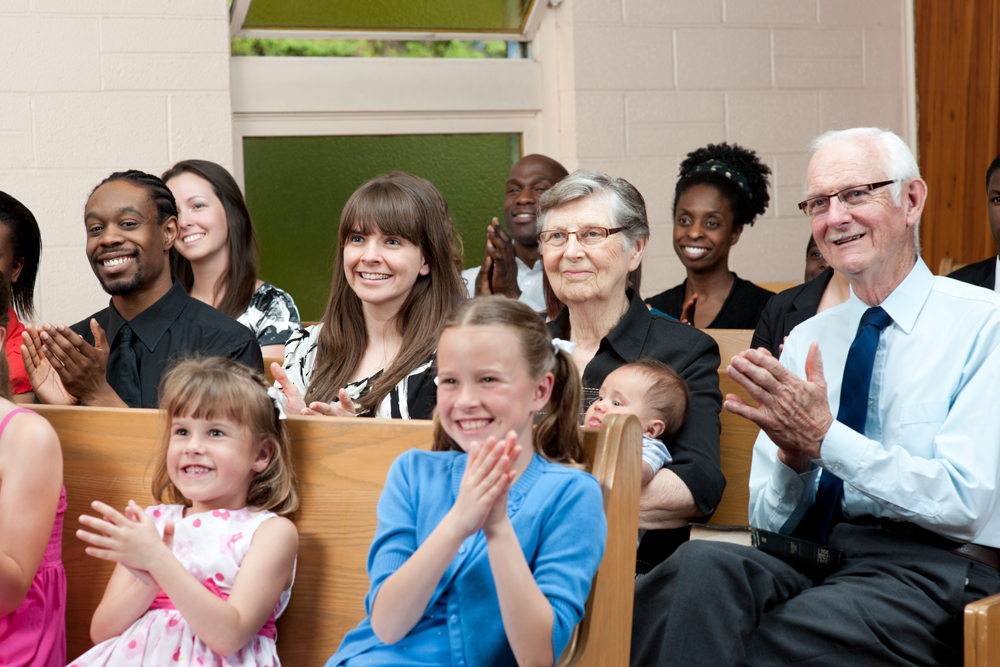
[749,259,1000,547]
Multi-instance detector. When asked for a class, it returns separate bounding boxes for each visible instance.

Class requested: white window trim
[229,7,564,189]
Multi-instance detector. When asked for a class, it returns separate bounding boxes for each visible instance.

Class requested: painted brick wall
[0,0,232,324]
[561,0,909,294]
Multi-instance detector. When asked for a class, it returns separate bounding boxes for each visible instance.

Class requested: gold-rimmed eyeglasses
[798,180,896,218]
[537,226,627,248]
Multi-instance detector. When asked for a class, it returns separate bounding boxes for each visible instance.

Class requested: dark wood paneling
[916,0,1000,273]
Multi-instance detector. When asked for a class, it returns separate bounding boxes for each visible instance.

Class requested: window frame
[229,0,548,42]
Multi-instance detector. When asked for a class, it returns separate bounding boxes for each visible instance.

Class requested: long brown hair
[305,172,465,412]
[162,160,261,319]
[431,296,586,467]
[151,357,298,515]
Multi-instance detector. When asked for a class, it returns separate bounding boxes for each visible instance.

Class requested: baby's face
[585,367,654,430]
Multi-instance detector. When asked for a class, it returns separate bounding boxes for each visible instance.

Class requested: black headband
[684,159,752,199]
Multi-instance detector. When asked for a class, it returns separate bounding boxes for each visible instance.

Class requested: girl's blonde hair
[151,357,298,515]
[431,296,587,468]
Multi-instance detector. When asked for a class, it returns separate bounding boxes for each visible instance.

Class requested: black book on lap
[689,524,845,571]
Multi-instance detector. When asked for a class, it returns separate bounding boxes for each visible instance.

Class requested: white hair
[536,169,649,250]
[808,127,922,254]
[808,127,920,206]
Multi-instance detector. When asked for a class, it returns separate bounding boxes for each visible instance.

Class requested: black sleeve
[751,295,780,357]
[231,338,264,373]
[405,366,438,421]
[644,285,685,319]
[663,329,725,517]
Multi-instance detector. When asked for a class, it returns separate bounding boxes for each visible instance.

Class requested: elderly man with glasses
[630,127,1000,667]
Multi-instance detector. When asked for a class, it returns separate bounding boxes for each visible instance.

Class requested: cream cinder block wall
[557,0,911,295]
[0,0,233,325]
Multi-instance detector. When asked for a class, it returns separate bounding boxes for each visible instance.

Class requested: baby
[585,358,689,486]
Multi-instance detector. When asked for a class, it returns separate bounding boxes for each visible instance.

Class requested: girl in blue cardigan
[327,296,607,667]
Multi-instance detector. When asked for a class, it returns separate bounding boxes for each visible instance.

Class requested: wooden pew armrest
[965,591,1000,667]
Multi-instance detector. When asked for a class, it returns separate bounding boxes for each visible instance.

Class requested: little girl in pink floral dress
[70,358,299,667]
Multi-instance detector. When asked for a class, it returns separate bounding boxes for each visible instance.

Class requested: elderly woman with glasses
[538,170,726,570]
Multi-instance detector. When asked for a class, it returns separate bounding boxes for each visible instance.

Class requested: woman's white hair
[536,169,649,250]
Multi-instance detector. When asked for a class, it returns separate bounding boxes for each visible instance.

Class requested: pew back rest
[39,405,640,666]
[705,329,757,527]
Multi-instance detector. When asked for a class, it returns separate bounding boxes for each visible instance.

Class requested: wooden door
[915,0,1000,274]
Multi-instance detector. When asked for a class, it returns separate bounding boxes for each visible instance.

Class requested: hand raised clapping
[77,499,174,583]
[447,430,521,540]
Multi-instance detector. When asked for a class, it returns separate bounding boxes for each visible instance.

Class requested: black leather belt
[849,516,999,571]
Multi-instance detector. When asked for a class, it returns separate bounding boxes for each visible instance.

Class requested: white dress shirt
[749,259,1000,547]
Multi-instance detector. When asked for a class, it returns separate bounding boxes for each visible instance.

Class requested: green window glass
[244,133,521,321]
[244,0,535,34]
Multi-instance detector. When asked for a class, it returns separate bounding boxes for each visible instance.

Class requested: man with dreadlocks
[22,170,262,408]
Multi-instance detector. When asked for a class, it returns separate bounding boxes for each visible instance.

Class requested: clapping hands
[270,362,359,417]
[449,430,521,540]
[77,499,173,585]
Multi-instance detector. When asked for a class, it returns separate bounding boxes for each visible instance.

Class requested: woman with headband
[646,143,774,329]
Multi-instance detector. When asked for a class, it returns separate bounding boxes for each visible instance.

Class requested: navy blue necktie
[118,323,141,408]
[794,306,892,544]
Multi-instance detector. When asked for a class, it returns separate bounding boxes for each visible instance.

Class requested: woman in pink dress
[0,269,66,666]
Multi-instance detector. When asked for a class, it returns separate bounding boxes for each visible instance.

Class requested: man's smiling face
[85,180,173,297]
[807,138,914,288]
[503,156,566,247]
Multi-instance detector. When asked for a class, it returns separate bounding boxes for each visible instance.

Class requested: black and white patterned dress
[237,282,301,348]
[281,324,436,419]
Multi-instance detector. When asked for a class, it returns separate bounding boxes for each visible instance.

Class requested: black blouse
[645,273,775,330]
[548,289,726,567]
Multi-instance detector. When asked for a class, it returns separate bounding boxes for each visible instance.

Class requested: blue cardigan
[327,450,607,667]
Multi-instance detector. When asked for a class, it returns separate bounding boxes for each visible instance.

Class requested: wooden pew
[38,405,640,667]
[705,329,757,527]
[703,329,1000,667]
[262,357,280,385]
[756,281,799,295]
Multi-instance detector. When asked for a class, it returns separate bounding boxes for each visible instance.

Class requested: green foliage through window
[231,38,509,58]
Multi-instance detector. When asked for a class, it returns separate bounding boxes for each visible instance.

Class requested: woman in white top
[273,172,465,419]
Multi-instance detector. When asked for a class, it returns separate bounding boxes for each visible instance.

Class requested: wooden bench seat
[39,405,640,667]
[35,326,1000,666]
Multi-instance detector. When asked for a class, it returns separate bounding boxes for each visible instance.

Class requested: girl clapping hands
[327,296,607,667]
[71,358,298,667]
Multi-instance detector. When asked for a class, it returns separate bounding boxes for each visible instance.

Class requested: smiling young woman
[272,172,466,420]
[645,143,774,329]
[164,160,301,359]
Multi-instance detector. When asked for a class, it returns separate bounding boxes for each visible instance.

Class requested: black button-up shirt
[71,280,264,408]
[549,289,725,564]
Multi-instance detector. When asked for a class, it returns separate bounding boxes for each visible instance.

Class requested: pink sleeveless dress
[0,408,67,667]
[68,505,291,667]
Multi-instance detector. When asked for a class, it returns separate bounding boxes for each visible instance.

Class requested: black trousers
[631,523,1000,667]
